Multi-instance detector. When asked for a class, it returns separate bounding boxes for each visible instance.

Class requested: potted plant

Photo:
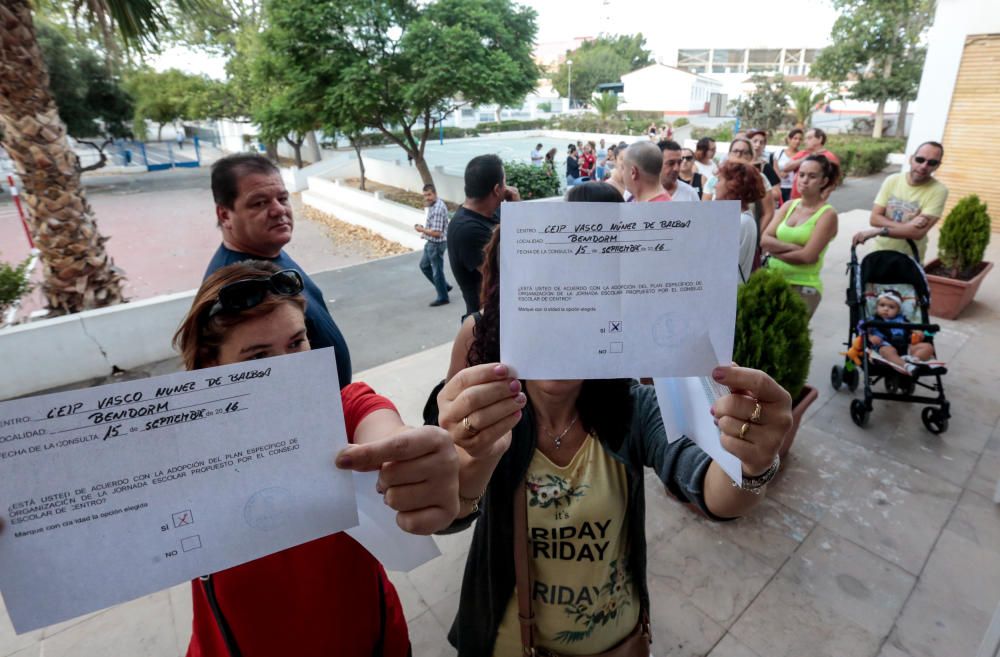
[734,269,816,457]
[925,195,993,319]
[0,255,35,328]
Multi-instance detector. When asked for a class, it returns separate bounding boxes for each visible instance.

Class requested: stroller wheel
[900,376,916,396]
[850,399,870,427]
[844,367,859,392]
[831,365,843,391]
[885,376,899,394]
[921,407,948,434]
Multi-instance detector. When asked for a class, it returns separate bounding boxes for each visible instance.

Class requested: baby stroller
[830,239,950,433]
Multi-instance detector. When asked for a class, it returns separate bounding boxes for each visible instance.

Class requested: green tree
[732,73,790,133]
[36,19,134,141]
[788,86,827,128]
[591,92,619,121]
[812,0,932,138]
[0,0,204,315]
[550,34,653,107]
[126,68,228,140]
[261,0,539,187]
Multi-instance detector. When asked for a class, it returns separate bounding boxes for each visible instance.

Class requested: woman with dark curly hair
[436,182,794,657]
[713,160,765,283]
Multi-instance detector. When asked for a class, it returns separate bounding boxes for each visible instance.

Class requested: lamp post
[567,59,573,111]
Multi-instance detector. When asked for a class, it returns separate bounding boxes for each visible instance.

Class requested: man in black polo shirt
[447,154,520,318]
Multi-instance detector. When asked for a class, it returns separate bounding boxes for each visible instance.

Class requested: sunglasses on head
[914,156,941,167]
[208,269,304,318]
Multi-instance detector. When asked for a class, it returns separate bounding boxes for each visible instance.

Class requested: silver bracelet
[733,454,781,495]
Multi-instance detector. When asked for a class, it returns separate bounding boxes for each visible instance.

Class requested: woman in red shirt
[174,260,460,657]
[579,142,597,180]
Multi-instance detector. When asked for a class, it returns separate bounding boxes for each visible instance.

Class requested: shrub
[477,119,547,134]
[503,160,561,200]
[691,121,734,142]
[0,256,34,318]
[733,269,812,400]
[672,117,689,128]
[937,195,992,277]
[537,102,552,113]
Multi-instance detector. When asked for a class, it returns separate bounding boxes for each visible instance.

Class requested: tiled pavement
[1,209,998,656]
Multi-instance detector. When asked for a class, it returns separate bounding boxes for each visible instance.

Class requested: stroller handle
[851,236,921,264]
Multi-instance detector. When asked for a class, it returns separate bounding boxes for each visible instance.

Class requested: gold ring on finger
[739,422,751,440]
[463,416,479,436]
[750,401,762,424]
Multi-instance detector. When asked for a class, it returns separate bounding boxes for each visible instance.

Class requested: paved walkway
[1,209,998,656]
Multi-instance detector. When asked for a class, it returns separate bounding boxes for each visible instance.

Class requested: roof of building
[621,63,724,86]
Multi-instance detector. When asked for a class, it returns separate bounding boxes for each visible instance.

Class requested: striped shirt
[424,199,449,243]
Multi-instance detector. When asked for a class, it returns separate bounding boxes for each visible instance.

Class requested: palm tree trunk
[0,0,126,315]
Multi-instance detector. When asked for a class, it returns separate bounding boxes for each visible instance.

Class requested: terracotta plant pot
[926,259,994,320]
[780,384,818,458]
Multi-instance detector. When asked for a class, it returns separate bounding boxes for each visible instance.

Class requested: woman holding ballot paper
[172,260,460,657]
[437,182,793,657]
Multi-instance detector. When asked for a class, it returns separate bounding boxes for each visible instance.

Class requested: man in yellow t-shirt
[852,141,948,263]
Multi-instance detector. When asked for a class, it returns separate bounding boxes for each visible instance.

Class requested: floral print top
[491,433,639,656]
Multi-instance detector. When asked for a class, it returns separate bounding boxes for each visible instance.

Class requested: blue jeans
[420,240,450,301]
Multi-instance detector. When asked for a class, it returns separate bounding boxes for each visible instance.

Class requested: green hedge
[503,160,561,200]
[672,117,689,128]
[691,121,734,142]
[0,256,34,316]
[477,119,547,133]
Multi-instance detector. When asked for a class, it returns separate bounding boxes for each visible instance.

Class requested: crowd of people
[0,127,951,655]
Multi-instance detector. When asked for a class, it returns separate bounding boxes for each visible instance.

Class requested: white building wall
[905,0,1000,155]
[620,66,721,113]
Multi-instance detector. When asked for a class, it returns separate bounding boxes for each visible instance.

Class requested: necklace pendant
[555,436,562,449]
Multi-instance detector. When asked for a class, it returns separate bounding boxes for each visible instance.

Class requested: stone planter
[926,259,994,320]
[780,384,818,458]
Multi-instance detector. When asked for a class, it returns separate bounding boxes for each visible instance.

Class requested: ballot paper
[654,377,743,485]
[499,200,740,380]
[346,471,441,572]
[0,349,358,633]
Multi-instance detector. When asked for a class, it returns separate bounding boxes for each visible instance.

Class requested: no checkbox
[610,342,623,353]
[181,535,202,552]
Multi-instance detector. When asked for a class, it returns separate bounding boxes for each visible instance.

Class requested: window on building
[711,49,746,74]
[783,49,803,76]
[748,49,782,72]
[678,49,710,74]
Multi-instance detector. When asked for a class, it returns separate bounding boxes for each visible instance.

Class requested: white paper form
[654,377,743,485]
[0,348,357,633]
[346,471,441,572]
[499,201,741,380]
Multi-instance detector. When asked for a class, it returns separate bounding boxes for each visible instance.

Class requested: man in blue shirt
[204,154,352,388]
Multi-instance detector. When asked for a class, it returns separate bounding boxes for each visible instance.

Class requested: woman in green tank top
[761,155,840,318]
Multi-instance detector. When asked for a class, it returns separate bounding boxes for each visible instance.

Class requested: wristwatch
[879,226,890,237]
[733,454,781,494]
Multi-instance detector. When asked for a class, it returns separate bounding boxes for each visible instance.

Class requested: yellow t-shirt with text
[872,172,948,262]
[492,434,640,656]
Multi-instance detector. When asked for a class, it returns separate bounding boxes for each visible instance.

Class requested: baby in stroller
[867,289,937,375]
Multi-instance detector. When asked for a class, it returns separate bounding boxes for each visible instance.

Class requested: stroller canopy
[859,250,931,305]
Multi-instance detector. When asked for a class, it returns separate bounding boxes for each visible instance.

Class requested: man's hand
[414,224,425,234]
[504,186,522,202]
[336,426,460,535]
[912,215,929,229]
[852,228,880,246]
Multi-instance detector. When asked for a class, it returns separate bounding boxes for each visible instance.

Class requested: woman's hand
[438,363,525,462]
[710,365,793,476]
[336,426,460,535]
